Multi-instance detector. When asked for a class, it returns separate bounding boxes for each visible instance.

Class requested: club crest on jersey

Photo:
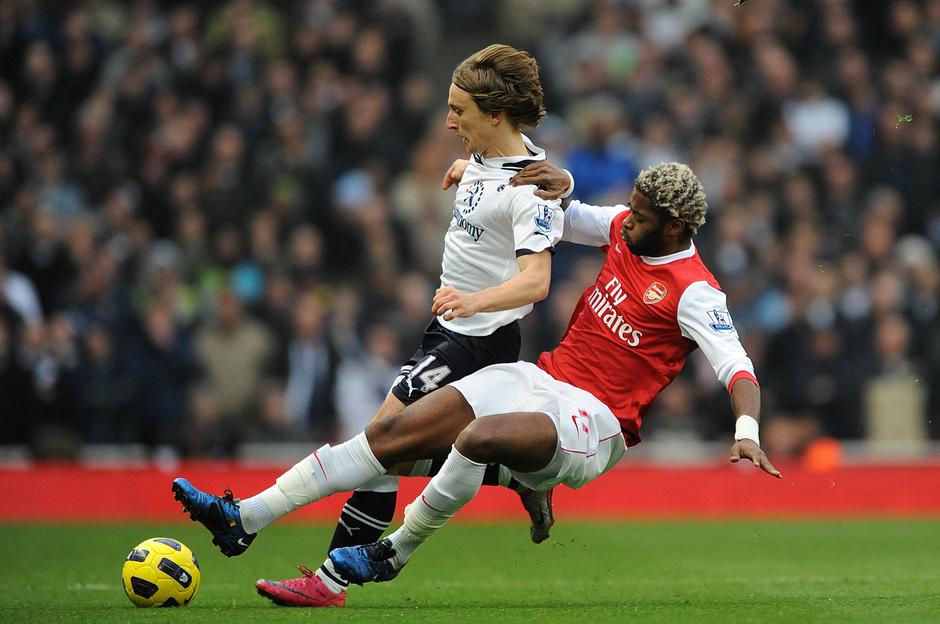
[463,180,485,215]
[643,281,667,304]
[534,204,556,234]
[707,309,736,333]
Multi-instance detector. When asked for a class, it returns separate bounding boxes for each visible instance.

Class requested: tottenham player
[172,44,566,607]
[315,160,781,584]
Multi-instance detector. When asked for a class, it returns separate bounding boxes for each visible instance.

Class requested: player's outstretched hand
[432,286,481,321]
[509,161,570,200]
[441,159,469,190]
[730,439,782,479]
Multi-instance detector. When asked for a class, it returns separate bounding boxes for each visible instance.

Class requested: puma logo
[338,518,360,537]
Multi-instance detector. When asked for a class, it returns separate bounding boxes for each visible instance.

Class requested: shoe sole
[257,584,299,607]
[172,481,214,529]
[171,481,198,519]
[256,583,344,607]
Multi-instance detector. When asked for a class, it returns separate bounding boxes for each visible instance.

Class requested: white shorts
[449,362,627,491]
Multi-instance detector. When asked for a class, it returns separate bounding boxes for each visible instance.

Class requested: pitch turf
[3,521,939,623]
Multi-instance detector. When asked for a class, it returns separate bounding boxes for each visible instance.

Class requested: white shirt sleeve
[509,187,564,255]
[677,281,756,388]
[561,200,626,247]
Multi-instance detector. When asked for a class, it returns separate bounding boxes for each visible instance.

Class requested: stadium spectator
[275,293,339,440]
[121,300,197,454]
[563,96,639,204]
[334,321,401,440]
[193,288,275,448]
[864,311,928,454]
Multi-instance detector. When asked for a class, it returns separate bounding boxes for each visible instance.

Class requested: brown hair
[452,44,545,131]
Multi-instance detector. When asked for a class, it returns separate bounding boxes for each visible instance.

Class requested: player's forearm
[471,267,551,312]
[729,377,761,421]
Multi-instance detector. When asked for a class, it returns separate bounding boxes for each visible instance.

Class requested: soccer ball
[121,537,201,607]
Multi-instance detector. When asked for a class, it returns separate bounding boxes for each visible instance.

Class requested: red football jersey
[538,206,756,446]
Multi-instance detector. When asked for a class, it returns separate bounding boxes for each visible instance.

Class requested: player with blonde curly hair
[633,162,707,233]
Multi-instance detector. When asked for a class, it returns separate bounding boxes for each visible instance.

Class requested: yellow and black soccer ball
[121,537,201,607]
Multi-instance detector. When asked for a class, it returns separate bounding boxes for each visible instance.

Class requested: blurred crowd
[0,0,938,463]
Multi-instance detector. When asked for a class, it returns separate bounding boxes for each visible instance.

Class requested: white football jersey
[439,136,563,336]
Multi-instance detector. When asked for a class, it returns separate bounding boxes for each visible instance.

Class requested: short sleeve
[677,281,757,389]
[562,201,627,247]
[509,187,564,256]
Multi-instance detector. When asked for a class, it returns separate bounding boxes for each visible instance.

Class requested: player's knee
[454,420,501,463]
[364,411,404,460]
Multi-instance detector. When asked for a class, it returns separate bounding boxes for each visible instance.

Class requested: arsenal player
[324,160,781,583]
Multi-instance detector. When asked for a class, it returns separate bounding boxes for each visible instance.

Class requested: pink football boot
[255,566,346,607]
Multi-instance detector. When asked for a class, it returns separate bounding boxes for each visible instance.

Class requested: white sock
[386,447,485,567]
[239,433,385,534]
[357,473,400,493]
[314,559,347,594]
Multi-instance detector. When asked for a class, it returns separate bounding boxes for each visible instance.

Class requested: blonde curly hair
[634,162,708,235]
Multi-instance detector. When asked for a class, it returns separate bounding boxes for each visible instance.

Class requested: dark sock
[327,490,397,551]
[479,463,522,490]
[320,490,397,587]
[481,463,502,486]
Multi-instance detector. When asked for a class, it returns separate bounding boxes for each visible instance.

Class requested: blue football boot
[328,539,402,584]
[171,477,256,557]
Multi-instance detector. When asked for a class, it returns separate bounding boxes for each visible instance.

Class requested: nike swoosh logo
[237,538,250,547]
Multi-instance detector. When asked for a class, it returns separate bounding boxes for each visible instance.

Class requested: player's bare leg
[330,412,558,582]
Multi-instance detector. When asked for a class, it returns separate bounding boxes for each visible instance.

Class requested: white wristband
[734,415,760,446]
[559,169,575,199]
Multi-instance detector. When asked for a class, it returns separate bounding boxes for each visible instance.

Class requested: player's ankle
[386,522,427,568]
[316,559,349,594]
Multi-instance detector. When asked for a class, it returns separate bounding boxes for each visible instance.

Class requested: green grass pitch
[2,521,939,623]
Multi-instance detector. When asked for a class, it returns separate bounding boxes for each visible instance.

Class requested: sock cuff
[444,446,487,474]
[351,432,386,473]
[357,473,399,493]
[238,496,276,535]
